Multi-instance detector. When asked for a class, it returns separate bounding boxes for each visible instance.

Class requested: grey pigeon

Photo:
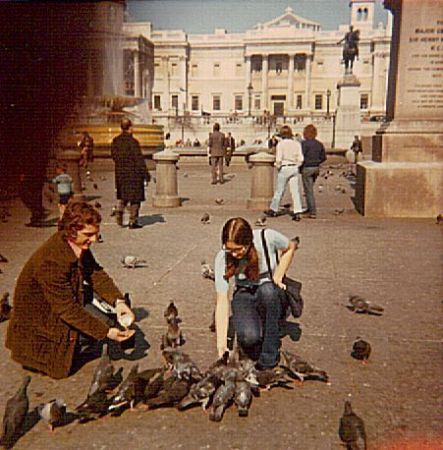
[334,208,345,215]
[109,364,147,411]
[318,185,324,193]
[348,295,384,315]
[200,213,211,224]
[162,349,203,382]
[161,317,184,350]
[215,198,224,205]
[75,391,112,423]
[246,367,292,391]
[145,378,190,409]
[201,260,215,281]
[0,376,31,449]
[121,255,147,269]
[88,344,123,396]
[208,371,236,422]
[0,292,12,323]
[351,339,371,364]
[164,301,179,323]
[94,201,102,209]
[177,374,220,411]
[141,369,167,402]
[339,401,367,450]
[38,399,66,432]
[0,253,8,263]
[234,380,253,417]
[255,216,267,227]
[280,350,328,384]
[205,351,230,380]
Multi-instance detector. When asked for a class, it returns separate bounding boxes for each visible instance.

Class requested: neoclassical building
[124,0,392,124]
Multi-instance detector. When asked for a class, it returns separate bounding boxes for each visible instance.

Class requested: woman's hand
[273,276,286,290]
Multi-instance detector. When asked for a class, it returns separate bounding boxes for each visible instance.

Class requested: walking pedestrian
[225,132,235,167]
[208,123,226,184]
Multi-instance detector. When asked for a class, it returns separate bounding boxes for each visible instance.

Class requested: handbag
[261,229,303,319]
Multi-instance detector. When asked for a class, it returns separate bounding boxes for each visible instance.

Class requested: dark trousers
[302,166,320,214]
[117,199,140,224]
[231,282,283,368]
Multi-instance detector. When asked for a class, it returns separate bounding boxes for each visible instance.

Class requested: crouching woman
[214,217,296,369]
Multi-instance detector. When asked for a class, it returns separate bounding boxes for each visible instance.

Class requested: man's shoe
[263,209,278,218]
[128,222,143,229]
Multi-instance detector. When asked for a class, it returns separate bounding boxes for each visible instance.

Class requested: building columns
[287,54,294,111]
[162,56,170,111]
[134,50,141,97]
[304,53,312,110]
[262,54,268,109]
[179,55,187,112]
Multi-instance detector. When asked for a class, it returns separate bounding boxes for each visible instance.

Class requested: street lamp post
[247,82,253,117]
[326,89,331,119]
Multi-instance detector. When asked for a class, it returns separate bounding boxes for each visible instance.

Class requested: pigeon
[334,208,345,215]
[110,206,117,217]
[436,214,442,224]
[121,256,147,269]
[246,367,292,390]
[208,311,216,333]
[341,188,347,194]
[93,183,98,190]
[208,371,236,422]
[0,253,8,263]
[215,198,224,205]
[100,176,107,182]
[97,234,104,243]
[38,399,66,432]
[201,260,215,281]
[280,350,329,384]
[177,374,220,411]
[75,390,112,423]
[145,378,190,409]
[335,185,343,191]
[200,213,210,224]
[0,292,12,323]
[183,172,188,178]
[88,344,123,396]
[234,380,253,417]
[141,369,167,402]
[348,295,384,315]
[205,351,230,380]
[255,216,267,227]
[94,201,102,209]
[351,339,371,364]
[85,170,92,180]
[339,401,367,450]
[109,365,147,411]
[0,376,31,449]
[161,317,184,350]
[318,185,324,193]
[162,349,203,383]
[164,301,179,323]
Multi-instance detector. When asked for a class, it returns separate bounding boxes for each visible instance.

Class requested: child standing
[52,164,73,218]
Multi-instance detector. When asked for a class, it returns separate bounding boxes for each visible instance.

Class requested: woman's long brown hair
[222,217,259,281]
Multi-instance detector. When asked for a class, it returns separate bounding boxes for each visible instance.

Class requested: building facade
[124,1,391,126]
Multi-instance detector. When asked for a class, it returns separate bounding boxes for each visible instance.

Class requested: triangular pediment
[257,6,320,30]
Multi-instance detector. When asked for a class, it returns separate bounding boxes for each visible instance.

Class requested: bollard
[152,149,181,207]
[57,148,83,199]
[247,151,275,210]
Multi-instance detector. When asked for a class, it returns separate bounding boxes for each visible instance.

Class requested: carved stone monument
[355,0,443,217]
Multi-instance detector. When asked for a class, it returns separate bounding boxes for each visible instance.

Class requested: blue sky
[126,0,389,33]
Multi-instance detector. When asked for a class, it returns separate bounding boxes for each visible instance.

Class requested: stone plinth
[355,0,443,218]
[57,149,83,199]
[247,152,275,210]
[334,74,361,150]
[152,150,181,207]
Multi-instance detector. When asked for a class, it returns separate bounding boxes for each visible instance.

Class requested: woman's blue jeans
[270,166,303,214]
[231,282,284,368]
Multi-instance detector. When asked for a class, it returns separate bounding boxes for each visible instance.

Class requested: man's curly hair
[58,201,101,239]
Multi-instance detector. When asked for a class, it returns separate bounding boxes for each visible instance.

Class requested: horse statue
[338,27,360,74]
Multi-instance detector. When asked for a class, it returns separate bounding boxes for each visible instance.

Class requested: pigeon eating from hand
[351,338,371,364]
[348,295,384,315]
[38,399,67,432]
[200,213,210,224]
[339,401,367,450]
[121,256,147,269]
[201,260,215,281]
[0,292,12,322]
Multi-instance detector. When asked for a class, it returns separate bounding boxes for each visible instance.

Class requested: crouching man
[6,201,135,379]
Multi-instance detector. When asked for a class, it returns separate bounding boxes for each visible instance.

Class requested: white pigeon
[38,399,67,432]
[121,256,147,269]
[201,260,215,281]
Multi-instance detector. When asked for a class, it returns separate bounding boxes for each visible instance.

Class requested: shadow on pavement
[138,214,166,226]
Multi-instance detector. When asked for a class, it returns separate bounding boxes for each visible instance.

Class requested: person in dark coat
[5,201,135,379]
[111,118,148,229]
[208,123,226,184]
[224,132,235,167]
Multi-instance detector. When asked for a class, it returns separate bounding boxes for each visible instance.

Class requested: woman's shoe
[292,214,301,221]
[264,209,278,218]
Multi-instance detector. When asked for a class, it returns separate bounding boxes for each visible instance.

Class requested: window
[170,63,177,76]
[154,95,161,110]
[213,95,221,111]
[171,95,178,110]
[213,63,220,77]
[296,94,302,109]
[276,62,282,74]
[235,63,242,76]
[252,56,262,72]
[254,95,261,110]
[191,64,198,77]
[360,93,369,109]
[191,95,199,111]
[234,95,243,111]
[315,94,323,110]
[294,55,305,72]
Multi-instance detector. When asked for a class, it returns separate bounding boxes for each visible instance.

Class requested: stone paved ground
[0,159,442,449]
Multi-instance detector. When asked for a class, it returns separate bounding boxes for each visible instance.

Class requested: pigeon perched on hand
[351,339,371,364]
[38,399,66,432]
[348,295,384,315]
[255,216,267,227]
[201,260,215,281]
[0,292,12,323]
[200,213,211,224]
[280,350,329,384]
[164,301,179,323]
[0,376,31,449]
[121,256,147,269]
[339,401,367,450]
